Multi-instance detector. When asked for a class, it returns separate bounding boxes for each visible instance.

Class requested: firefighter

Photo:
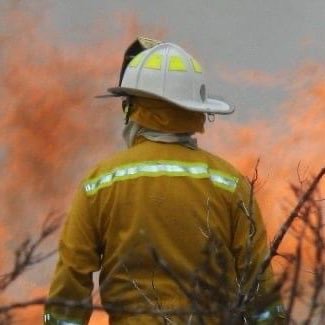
[44,38,285,324]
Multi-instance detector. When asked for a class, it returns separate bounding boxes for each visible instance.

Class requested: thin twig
[0,213,61,292]
[246,168,325,301]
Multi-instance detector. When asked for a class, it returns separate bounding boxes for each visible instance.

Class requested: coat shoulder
[196,147,244,179]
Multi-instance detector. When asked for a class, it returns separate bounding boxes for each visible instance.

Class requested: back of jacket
[46,139,276,324]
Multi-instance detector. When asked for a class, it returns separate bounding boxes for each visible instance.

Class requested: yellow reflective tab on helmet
[144,54,162,70]
[129,52,144,68]
[191,58,203,73]
[168,56,187,71]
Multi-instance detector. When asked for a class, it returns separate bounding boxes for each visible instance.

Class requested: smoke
[1,10,119,220]
[216,64,287,88]
[201,61,324,245]
[0,2,147,324]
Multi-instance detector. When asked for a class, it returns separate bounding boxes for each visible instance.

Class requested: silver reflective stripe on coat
[253,304,286,321]
[84,160,238,196]
[44,313,83,324]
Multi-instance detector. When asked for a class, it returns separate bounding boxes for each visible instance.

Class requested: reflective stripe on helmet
[169,56,187,71]
[128,52,145,68]
[144,53,163,70]
[84,161,238,196]
[191,57,203,73]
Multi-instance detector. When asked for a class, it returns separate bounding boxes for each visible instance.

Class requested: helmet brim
[99,87,235,115]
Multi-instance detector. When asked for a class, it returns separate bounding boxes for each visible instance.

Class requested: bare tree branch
[246,168,325,303]
[0,212,61,292]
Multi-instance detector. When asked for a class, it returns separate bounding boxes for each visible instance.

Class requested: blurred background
[0,0,324,323]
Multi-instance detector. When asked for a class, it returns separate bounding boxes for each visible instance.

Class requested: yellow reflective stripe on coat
[84,161,238,195]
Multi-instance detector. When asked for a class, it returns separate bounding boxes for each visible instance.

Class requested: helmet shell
[108,43,234,114]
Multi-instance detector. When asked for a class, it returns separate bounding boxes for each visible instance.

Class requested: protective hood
[129,97,206,133]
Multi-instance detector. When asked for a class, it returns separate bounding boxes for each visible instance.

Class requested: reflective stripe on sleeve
[43,313,84,324]
[253,304,286,322]
[84,160,238,196]
[210,171,238,192]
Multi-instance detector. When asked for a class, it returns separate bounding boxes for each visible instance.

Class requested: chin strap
[122,97,134,125]
[207,113,216,122]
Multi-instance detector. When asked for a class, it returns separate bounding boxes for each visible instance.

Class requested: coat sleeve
[231,177,286,323]
[44,182,102,324]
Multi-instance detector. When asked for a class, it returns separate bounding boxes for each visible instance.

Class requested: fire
[0,2,324,324]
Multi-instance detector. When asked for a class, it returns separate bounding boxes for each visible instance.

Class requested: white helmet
[102,41,234,114]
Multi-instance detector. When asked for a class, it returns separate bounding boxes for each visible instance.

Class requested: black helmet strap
[122,97,134,125]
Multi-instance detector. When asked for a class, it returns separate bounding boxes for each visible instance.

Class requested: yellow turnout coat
[45,98,284,324]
